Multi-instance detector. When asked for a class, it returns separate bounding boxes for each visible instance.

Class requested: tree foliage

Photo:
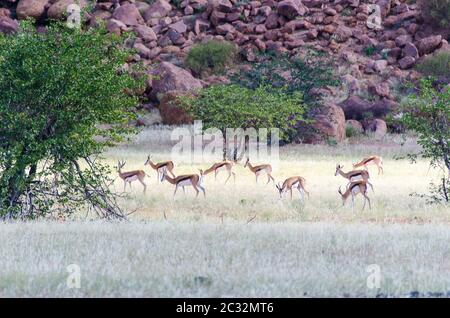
[185,40,237,76]
[230,52,338,104]
[401,78,450,203]
[0,21,144,219]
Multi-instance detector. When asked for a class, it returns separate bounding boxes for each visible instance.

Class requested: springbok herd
[117,155,384,211]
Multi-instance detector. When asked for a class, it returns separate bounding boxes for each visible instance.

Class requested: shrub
[185,40,237,76]
[178,84,306,158]
[401,78,450,203]
[416,52,450,79]
[230,51,338,105]
[419,0,450,28]
[0,22,143,219]
[345,125,361,138]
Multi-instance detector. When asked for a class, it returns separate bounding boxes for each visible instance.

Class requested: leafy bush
[178,84,306,159]
[345,125,361,138]
[0,22,143,219]
[185,40,237,76]
[416,52,450,79]
[419,0,450,28]
[401,78,450,203]
[230,52,338,104]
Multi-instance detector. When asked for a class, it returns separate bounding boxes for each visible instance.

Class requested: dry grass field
[1,126,449,297]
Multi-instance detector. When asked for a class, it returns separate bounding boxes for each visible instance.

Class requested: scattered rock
[149,62,203,100]
[364,118,387,140]
[112,3,144,26]
[16,0,48,20]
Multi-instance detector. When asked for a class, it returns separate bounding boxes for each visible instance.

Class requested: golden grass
[101,126,449,224]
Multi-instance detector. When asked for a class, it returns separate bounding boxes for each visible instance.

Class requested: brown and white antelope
[117,160,147,193]
[353,155,384,175]
[335,164,374,192]
[203,161,236,183]
[145,154,175,182]
[161,167,205,197]
[338,180,371,211]
[244,158,275,184]
[276,176,310,200]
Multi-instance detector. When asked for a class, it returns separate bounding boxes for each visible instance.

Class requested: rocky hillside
[1,0,449,143]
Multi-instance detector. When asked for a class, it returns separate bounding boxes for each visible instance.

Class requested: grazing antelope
[161,167,205,197]
[244,158,275,184]
[117,160,147,193]
[335,164,374,192]
[353,155,384,175]
[144,154,175,182]
[338,180,371,211]
[203,161,236,183]
[276,176,310,200]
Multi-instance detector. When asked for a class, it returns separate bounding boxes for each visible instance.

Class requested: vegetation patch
[185,40,237,76]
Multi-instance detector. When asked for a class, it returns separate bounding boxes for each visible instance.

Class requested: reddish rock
[112,4,144,26]
[398,56,415,69]
[47,0,87,20]
[310,103,346,143]
[402,42,418,59]
[210,10,227,26]
[277,0,308,20]
[135,25,157,42]
[216,23,235,35]
[265,12,279,29]
[16,0,48,19]
[194,19,210,35]
[169,20,188,34]
[346,119,364,134]
[416,35,443,56]
[333,25,352,43]
[0,16,18,34]
[339,95,372,120]
[144,0,172,20]
[368,82,390,98]
[150,62,203,100]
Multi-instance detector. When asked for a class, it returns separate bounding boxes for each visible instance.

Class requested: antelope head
[335,164,343,176]
[275,182,284,198]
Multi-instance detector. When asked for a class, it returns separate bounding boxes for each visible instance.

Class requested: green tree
[401,79,450,203]
[0,22,144,219]
[178,84,305,159]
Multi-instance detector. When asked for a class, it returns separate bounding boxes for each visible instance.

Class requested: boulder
[134,25,157,42]
[416,35,443,56]
[334,25,352,43]
[277,0,308,20]
[339,95,372,120]
[0,16,19,34]
[402,42,418,59]
[149,62,203,100]
[309,103,346,143]
[364,118,387,140]
[158,91,193,125]
[47,0,87,20]
[346,119,364,134]
[16,0,49,20]
[398,56,415,69]
[144,0,172,20]
[112,3,144,26]
[368,82,390,98]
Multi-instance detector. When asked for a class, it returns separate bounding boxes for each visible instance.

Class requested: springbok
[335,164,374,192]
[161,167,205,197]
[203,161,236,183]
[244,158,275,184]
[353,155,383,175]
[117,160,147,193]
[338,180,371,211]
[145,154,175,182]
[276,176,310,200]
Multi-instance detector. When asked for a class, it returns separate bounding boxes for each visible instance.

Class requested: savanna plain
[1,126,449,297]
